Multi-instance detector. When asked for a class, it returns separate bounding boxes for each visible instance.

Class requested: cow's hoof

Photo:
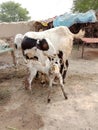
[47,98,51,103]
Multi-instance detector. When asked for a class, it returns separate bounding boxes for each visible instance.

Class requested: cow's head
[37,39,49,51]
[37,38,56,58]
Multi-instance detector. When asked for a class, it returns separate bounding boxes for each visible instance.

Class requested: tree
[72,0,98,13]
[0,1,31,22]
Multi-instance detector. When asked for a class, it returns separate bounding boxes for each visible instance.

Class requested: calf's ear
[37,39,49,51]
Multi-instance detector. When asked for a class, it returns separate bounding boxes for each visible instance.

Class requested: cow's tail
[74,29,85,39]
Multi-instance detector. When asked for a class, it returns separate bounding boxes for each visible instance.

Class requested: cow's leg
[58,51,69,83]
[62,60,69,83]
[14,48,20,65]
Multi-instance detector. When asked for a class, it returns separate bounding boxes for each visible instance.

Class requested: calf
[48,56,68,102]
[25,55,67,102]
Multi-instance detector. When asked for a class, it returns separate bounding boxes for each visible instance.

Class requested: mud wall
[0,21,35,38]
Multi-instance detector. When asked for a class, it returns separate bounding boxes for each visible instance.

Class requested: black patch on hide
[21,36,37,50]
[37,39,49,51]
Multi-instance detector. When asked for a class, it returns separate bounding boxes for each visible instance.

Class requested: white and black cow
[19,26,85,102]
[23,26,85,83]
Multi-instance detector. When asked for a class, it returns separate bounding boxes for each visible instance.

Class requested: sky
[0,0,73,20]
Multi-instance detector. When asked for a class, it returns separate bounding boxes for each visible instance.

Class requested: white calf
[25,55,67,102]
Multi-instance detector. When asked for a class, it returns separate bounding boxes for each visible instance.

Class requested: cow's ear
[38,39,49,51]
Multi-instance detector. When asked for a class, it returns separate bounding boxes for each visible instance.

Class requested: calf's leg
[47,76,54,103]
[25,68,37,91]
[59,74,68,99]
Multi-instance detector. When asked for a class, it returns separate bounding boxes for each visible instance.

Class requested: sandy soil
[0,46,98,130]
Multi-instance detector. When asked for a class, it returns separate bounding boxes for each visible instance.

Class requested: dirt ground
[0,46,98,130]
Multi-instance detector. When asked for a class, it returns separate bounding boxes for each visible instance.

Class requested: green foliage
[72,0,98,12]
[0,1,31,22]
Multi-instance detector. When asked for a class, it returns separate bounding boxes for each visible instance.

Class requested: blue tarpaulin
[53,10,97,27]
